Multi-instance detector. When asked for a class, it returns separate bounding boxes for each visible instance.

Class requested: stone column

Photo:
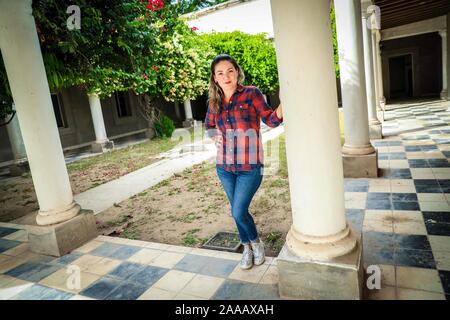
[374,29,386,109]
[270,0,362,300]
[174,101,181,119]
[182,99,195,128]
[88,94,114,153]
[448,14,450,101]
[439,30,448,100]
[0,0,96,256]
[5,104,28,176]
[371,30,381,111]
[335,0,378,178]
[362,6,382,139]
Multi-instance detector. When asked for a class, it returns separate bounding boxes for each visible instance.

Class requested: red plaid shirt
[205,85,283,172]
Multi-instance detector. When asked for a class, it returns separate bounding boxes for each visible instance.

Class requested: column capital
[439,30,447,38]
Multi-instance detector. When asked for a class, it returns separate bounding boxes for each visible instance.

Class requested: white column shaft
[374,30,386,107]
[270,0,347,238]
[183,99,193,120]
[0,0,78,224]
[371,30,381,111]
[362,14,379,124]
[5,104,27,160]
[174,101,181,119]
[88,94,109,143]
[335,0,372,152]
[448,14,450,100]
[439,31,448,97]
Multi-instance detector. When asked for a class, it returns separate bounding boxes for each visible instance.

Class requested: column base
[277,231,363,300]
[182,119,202,128]
[145,128,155,140]
[27,209,98,257]
[91,140,114,153]
[369,123,382,139]
[380,97,386,110]
[183,119,194,128]
[343,150,378,178]
[376,110,385,122]
[8,161,29,176]
[441,90,448,100]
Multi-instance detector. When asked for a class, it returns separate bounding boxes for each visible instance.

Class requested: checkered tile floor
[0,232,279,300]
[383,100,450,136]
[1,99,450,300]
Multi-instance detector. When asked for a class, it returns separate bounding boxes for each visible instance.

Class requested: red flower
[161,26,167,32]
[142,73,149,80]
[152,65,159,72]
[191,26,199,31]
[146,0,164,11]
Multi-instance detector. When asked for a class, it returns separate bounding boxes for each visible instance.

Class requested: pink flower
[161,26,167,32]
[191,26,199,31]
[142,73,149,80]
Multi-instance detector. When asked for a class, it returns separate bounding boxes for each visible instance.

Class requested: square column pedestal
[277,232,363,300]
[26,210,98,257]
[91,140,114,153]
[369,124,382,140]
[343,150,378,178]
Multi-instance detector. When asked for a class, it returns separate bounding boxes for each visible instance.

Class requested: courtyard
[0,99,449,300]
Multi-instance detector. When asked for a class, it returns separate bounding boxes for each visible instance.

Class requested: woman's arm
[276,104,283,119]
[253,88,283,127]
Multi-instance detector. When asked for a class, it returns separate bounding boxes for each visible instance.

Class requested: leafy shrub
[154,114,175,138]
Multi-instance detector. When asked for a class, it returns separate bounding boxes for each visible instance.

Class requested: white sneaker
[251,240,265,266]
[240,245,253,270]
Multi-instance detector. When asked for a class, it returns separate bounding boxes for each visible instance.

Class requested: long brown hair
[207,54,245,114]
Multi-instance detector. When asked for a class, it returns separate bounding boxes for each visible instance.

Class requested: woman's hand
[276,104,283,119]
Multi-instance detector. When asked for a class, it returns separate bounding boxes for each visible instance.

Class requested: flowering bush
[155,19,215,102]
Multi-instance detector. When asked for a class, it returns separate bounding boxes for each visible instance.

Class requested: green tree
[32,0,162,97]
[330,4,340,78]
[156,19,214,102]
[201,31,279,94]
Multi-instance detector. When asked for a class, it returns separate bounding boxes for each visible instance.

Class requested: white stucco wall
[183,0,274,38]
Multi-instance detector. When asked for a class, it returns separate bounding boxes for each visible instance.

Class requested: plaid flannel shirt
[204,85,283,172]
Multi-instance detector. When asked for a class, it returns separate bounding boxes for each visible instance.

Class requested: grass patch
[265,231,285,254]
[182,228,202,246]
[177,212,200,223]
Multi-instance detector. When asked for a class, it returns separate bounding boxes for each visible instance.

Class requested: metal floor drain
[202,232,241,252]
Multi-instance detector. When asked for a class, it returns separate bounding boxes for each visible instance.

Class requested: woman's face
[213,60,238,91]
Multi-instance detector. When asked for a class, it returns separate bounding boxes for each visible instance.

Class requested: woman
[204,54,283,270]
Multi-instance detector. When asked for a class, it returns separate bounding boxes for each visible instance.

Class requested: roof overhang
[374,0,450,30]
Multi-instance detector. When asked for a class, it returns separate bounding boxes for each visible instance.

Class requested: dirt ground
[0,136,180,222]
[96,158,293,257]
[1,133,293,257]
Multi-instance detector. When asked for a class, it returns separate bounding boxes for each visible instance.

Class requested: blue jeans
[216,165,263,244]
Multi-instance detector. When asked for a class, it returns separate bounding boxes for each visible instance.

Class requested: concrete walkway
[74,125,285,215]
